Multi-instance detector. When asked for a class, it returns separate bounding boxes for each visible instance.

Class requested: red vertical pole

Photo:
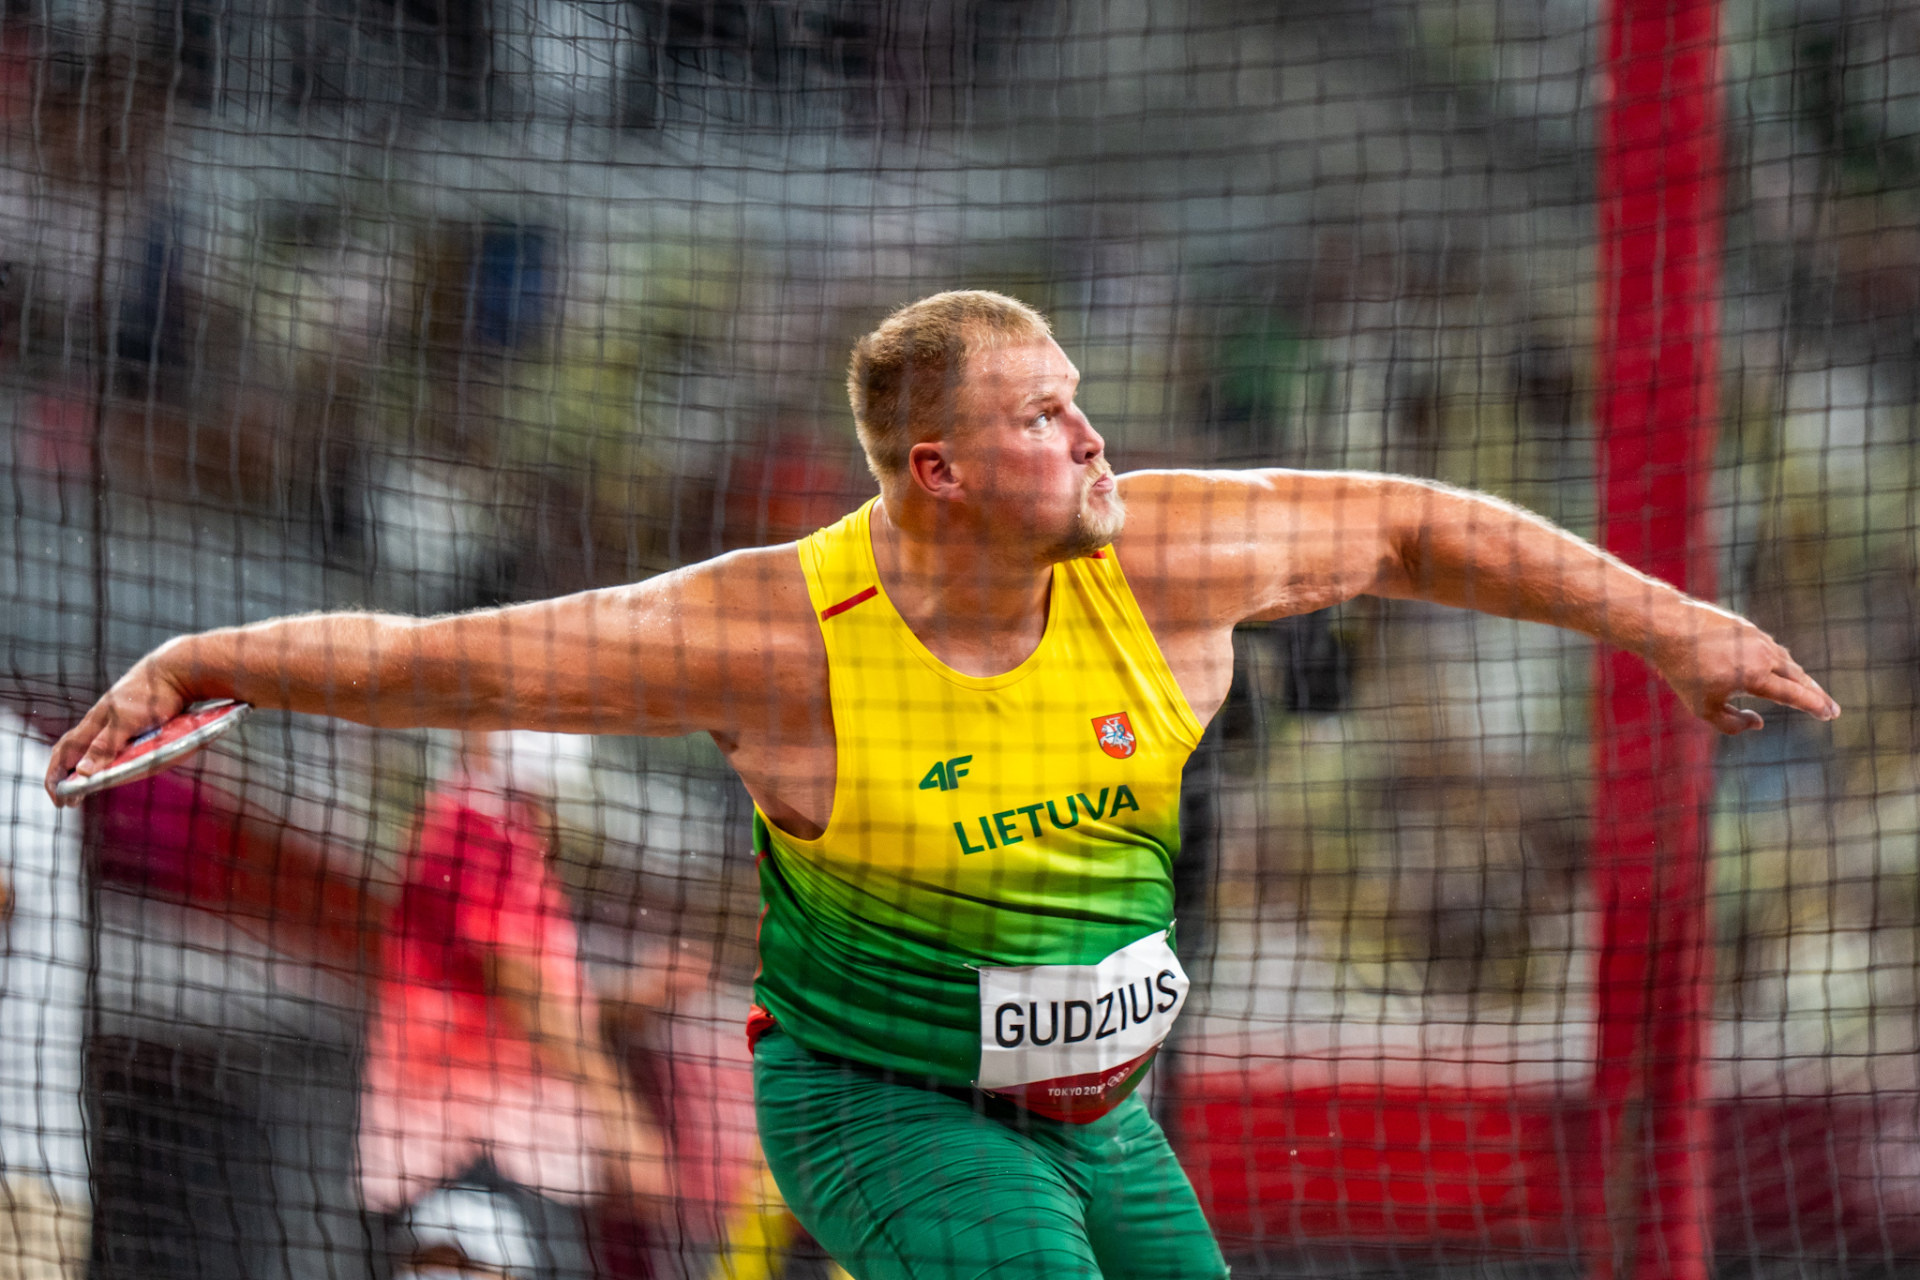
[1592,0,1724,1277]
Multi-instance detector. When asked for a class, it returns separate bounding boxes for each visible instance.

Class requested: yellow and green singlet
[749,497,1206,1101]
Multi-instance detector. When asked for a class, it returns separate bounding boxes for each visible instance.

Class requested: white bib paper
[975,931,1189,1115]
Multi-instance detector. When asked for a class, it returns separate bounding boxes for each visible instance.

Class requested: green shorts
[753,1028,1229,1280]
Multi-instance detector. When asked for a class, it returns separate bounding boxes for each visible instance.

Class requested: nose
[1069,409,1104,466]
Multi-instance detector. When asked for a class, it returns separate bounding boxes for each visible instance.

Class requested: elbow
[1387,524,1431,599]
[1367,549,1423,602]
[1373,475,1467,600]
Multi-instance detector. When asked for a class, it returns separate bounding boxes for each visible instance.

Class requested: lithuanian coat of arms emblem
[1092,712,1137,759]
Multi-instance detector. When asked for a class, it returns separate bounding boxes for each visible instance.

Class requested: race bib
[975,930,1189,1122]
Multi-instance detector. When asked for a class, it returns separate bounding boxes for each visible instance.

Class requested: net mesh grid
[0,0,1913,1276]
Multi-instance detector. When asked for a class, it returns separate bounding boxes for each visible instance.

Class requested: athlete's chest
[740,526,1211,847]
[865,733,1176,866]
[820,644,1193,874]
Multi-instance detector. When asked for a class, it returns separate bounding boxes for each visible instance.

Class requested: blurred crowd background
[2,0,1920,1276]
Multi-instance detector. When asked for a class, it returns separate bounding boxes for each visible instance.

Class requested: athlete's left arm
[1113,468,1839,735]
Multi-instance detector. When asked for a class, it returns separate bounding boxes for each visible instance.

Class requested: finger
[1708,704,1764,736]
[75,718,134,777]
[43,736,79,800]
[1747,670,1841,720]
[1769,648,1813,683]
[46,704,148,806]
[44,710,109,803]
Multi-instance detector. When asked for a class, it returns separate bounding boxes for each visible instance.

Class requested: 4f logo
[1092,713,1137,760]
[919,755,974,792]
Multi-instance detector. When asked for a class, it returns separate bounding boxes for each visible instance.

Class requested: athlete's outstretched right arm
[46,545,811,804]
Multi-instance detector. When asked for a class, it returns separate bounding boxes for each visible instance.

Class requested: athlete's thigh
[1074,1097,1229,1280]
[754,1031,1101,1280]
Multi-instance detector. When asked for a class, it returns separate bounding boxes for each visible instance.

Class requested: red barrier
[1173,1078,1920,1260]
[1592,0,1726,1274]
[1180,6,1737,1269]
[1175,1080,1595,1250]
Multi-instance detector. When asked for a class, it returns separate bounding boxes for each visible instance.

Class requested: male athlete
[49,291,1837,1280]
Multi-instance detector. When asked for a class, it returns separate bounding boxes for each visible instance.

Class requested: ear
[906,439,962,500]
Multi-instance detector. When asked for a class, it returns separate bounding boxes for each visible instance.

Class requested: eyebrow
[1019,373,1081,406]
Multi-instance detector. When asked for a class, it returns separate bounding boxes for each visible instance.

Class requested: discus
[53,700,253,800]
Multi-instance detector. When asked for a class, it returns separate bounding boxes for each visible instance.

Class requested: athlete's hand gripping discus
[51,700,253,801]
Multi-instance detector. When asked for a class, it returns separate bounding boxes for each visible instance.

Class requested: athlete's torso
[709,478,1240,843]
[750,499,1206,1097]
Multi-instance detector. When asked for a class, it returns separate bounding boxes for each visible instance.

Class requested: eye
[1032,411,1053,430]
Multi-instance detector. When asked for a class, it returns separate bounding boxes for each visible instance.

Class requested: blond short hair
[846,290,1052,481]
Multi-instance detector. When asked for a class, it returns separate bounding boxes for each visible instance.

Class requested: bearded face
[1049,462,1126,562]
[944,338,1121,567]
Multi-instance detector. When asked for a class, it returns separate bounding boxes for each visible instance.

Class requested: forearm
[148,611,517,728]
[47,548,796,802]
[46,576,731,797]
[145,590,658,732]
[1375,478,1708,658]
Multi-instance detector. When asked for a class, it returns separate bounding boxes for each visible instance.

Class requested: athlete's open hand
[45,652,193,806]
[1647,604,1840,735]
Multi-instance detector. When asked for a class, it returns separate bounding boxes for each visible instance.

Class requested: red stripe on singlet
[819,585,878,620]
[745,1002,779,1052]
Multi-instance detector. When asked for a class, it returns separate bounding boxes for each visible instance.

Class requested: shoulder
[1109,471,1249,633]
[1114,468,1406,557]
[596,544,814,637]
[625,544,828,731]
[1110,469,1282,582]
[1111,468,1402,628]
[622,544,824,677]
[670,543,813,616]
[1114,467,1399,523]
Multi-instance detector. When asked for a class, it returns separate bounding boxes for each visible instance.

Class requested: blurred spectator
[721,430,870,550]
[593,941,722,1280]
[703,1158,850,1280]
[359,732,666,1280]
[0,710,87,1280]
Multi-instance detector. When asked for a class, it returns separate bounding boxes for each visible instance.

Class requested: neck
[870,497,1054,678]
